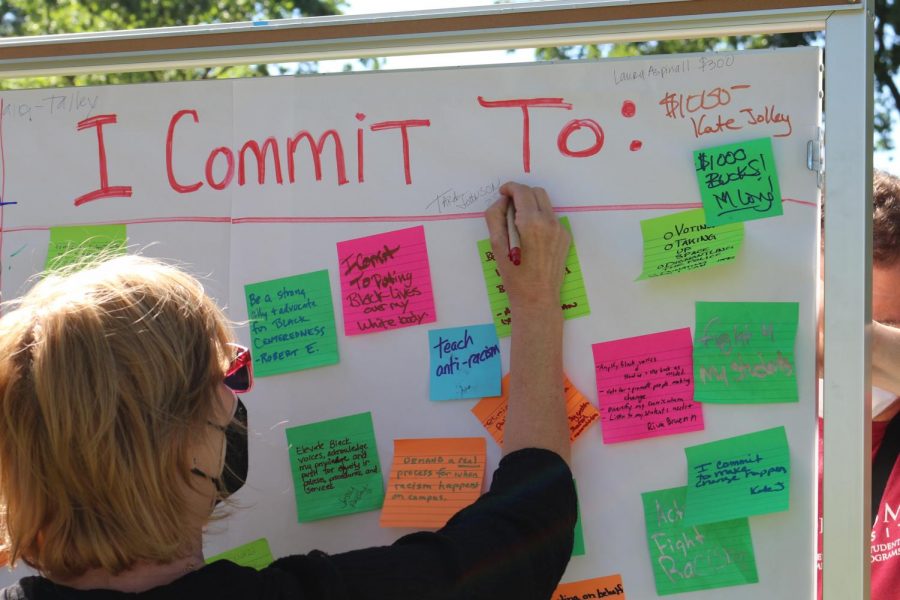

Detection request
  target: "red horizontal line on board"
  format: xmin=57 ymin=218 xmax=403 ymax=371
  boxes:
xmin=0 ymin=199 xmax=814 ymax=232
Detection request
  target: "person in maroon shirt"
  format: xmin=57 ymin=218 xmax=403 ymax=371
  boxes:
xmin=819 ymin=170 xmax=900 ymax=598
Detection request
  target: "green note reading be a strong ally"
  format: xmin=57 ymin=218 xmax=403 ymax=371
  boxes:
xmin=637 ymin=209 xmax=743 ymax=280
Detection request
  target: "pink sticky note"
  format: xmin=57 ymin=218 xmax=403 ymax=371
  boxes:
xmin=592 ymin=327 xmax=703 ymax=443
xmin=337 ymin=226 xmax=437 ymax=335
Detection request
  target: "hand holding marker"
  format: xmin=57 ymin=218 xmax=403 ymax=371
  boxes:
xmin=507 ymin=202 xmax=522 ymax=266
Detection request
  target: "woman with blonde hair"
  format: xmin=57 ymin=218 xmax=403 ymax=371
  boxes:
xmin=0 ymin=183 xmax=576 ymax=599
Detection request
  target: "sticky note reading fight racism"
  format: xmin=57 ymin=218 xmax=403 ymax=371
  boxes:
xmin=45 ymin=224 xmax=127 ymax=271
xmin=592 ymin=328 xmax=703 ymax=444
xmin=286 ymin=412 xmax=383 ymax=522
xmin=642 ymin=486 xmax=758 ymax=595
xmin=337 ymin=225 xmax=436 ymax=335
xmin=245 ymin=270 xmax=339 ymax=377
xmin=428 ymin=324 xmax=501 ymax=401
xmin=205 ymin=538 xmax=274 ymax=570
xmin=637 ymin=209 xmax=744 ymax=280
xmin=478 ymin=216 xmax=590 ymax=337
xmin=694 ymin=137 xmax=782 ymax=226
xmin=693 ymin=301 xmax=799 ymax=403
xmin=684 ymin=426 xmax=790 ymax=525
xmin=471 ymin=373 xmax=599 ymax=446
xmin=381 ymin=437 xmax=486 ymax=529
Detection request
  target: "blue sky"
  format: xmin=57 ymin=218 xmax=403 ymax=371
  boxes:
xmin=321 ymin=0 xmax=898 ymax=173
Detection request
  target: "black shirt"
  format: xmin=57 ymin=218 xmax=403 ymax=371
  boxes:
xmin=2 ymin=448 xmax=576 ymax=600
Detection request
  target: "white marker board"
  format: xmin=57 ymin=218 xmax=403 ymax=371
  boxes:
xmin=0 ymin=48 xmax=821 ymax=598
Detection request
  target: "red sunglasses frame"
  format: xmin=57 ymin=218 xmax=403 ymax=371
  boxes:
xmin=224 ymin=344 xmax=253 ymax=394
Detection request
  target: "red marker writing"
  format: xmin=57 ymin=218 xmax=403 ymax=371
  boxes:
xmin=507 ymin=204 xmax=521 ymax=266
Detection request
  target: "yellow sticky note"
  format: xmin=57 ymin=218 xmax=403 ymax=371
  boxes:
xmin=380 ymin=438 xmax=486 ymax=529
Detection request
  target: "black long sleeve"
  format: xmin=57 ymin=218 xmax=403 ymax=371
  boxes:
xmin=5 ymin=448 xmax=576 ymax=600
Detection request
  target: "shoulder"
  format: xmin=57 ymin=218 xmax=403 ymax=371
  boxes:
xmin=0 ymin=580 xmax=30 ymax=600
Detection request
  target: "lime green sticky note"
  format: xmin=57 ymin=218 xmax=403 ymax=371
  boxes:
xmin=642 ymin=486 xmax=758 ymax=595
xmin=693 ymin=301 xmax=798 ymax=403
xmin=285 ymin=412 xmax=384 ymax=522
xmin=478 ymin=216 xmax=590 ymax=338
xmin=206 ymin=538 xmax=274 ymax=570
xmin=245 ymin=270 xmax=339 ymax=377
xmin=694 ymin=137 xmax=782 ymax=226
xmin=572 ymin=481 xmax=585 ymax=557
xmin=637 ymin=209 xmax=743 ymax=280
xmin=684 ymin=426 xmax=790 ymax=525
xmin=45 ymin=224 xmax=126 ymax=271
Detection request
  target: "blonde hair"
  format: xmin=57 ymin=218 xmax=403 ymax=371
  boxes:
xmin=0 ymin=255 xmax=234 ymax=579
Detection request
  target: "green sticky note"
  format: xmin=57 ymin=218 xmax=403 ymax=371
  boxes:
xmin=642 ymin=486 xmax=758 ymax=595
xmin=45 ymin=224 xmax=127 ymax=271
xmin=206 ymin=538 xmax=274 ymax=570
xmin=684 ymin=426 xmax=790 ymax=525
xmin=694 ymin=137 xmax=782 ymax=226
xmin=637 ymin=209 xmax=743 ymax=280
xmin=285 ymin=412 xmax=384 ymax=522
xmin=572 ymin=481 xmax=585 ymax=557
xmin=693 ymin=301 xmax=798 ymax=403
xmin=478 ymin=216 xmax=590 ymax=337
xmin=245 ymin=270 xmax=339 ymax=377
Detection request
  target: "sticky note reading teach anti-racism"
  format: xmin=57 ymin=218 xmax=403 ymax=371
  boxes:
xmin=45 ymin=224 xmax=127 ymax=271
xmin=428 ymin=324 xmax=501 ymax=401
xmin=471 ymin=373 xmax=599 ymax=446
xmin=205 ymin=538 xmax=274 ymax=570
xmin=244 ymin=270 xmax=339 ymax=377
xmin=642 ymin=486 xmax=758 ymax=595
xmin=592 ymin=328 xmax=703 ymax=444
xmin=637 ymin=209 xmax=743 ymax=280
xmin=684 ymin=426 xmax=790 ymax=525
xmin=337 ymin=225 xmax=436 ymax=335
xmin=552 ymin=575 xmax=625 ymax=599
xmin=380 ymin=437 xmax=486 ymax=529
xmin=693 ymin=301 xmax=798 ymax=403
xmin=285 ymin=412 xmax=383 ymax=522
xmin=694 ymin=137 xmax=782 ymax=226
xmin=478 ymin=216 xmax=589 ymax=337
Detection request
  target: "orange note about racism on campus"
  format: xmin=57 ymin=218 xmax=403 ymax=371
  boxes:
xmin=380 ymin=437 xmax=486 ymax=529
xmin=552 ymin=574 xmax=626 ymax=599
xmin=471 ymin=373 xmax=599 ymax=446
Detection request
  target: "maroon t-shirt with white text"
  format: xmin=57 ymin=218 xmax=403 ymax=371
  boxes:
xmin=818 ymin=417 xmax=900 ymax=599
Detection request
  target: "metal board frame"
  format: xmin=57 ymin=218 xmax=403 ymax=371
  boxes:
xmin=0 ymin=2 xmax=872 ymax=598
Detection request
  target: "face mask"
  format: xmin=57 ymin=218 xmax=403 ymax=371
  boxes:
xmin=192 ymin=397 xmax=249 ymax=501
xmin=873 ymin=386 xmax=899 ymax=418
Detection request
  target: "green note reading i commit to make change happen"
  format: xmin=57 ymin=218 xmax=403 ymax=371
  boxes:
xmin=684 ymin=426 xmax=790 ymax=525
xmin=638 ymin=209 xmax=744 ymax=280
xmin=478 ymin=216 xmax=589 ymax=337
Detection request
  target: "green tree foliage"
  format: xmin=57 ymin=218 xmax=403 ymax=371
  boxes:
xmin=538 ymin=6 xmax=899 ymax=151
xmin=0 ymin=0 xmax=346 ymax=88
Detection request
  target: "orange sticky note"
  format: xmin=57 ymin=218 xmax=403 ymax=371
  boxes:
xmin=553 ymin=575 xmax=626 ymax=599
xmin=471 ymin=373 xmax=599 ymax=446
xmin=380 ymin=437 xmax=486 ymax=529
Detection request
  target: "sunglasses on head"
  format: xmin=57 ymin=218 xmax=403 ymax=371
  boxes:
xmin=224 ymin=344 xmax=253 ymax=394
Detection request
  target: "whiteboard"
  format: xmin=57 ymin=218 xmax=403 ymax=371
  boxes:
xmin=0 ymin=48 xmax=821 ymax=598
